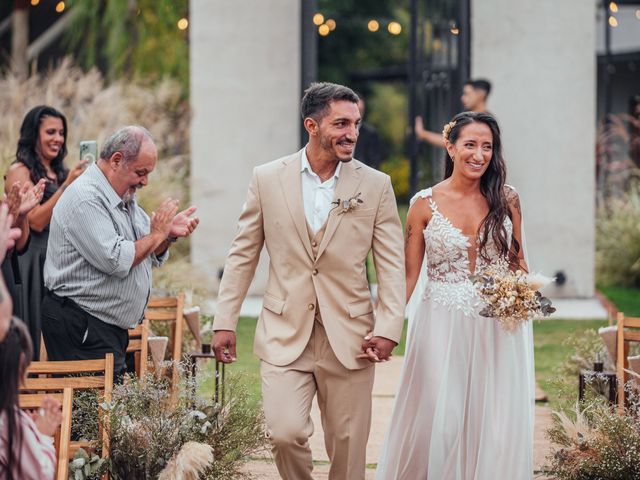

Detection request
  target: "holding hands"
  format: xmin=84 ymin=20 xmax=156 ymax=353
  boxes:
xmin=357 ymin=332 xmax=397 ymax=363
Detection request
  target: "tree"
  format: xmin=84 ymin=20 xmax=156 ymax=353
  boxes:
xmin=11 ymin=0 xmax=29 ymax=79
xmin=65 ymin=0 xmax=189 ymax=89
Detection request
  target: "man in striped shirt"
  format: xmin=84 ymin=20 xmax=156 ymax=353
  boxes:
xmin=41 ymin=126 xmax=198 ymax=374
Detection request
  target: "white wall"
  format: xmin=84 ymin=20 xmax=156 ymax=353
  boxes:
xmin=472 ymin=0 xmax=597 ymax=297
xmin=190 ymin=0 xmax=301 ymax=296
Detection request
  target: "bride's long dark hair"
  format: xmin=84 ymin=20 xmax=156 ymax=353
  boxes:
xmin=443 ymin=111 xmax=519 ymax=264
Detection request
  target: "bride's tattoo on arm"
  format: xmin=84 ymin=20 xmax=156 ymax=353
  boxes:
xmin=405 ymin=224 xmax=413 ymax=248
xmin=506 ymin=189 xmax=522 ymax=219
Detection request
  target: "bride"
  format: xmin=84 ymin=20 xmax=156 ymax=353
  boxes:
xmin=376 ymin=111 xmax=534 ymax=479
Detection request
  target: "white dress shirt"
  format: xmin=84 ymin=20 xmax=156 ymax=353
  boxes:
xmin=301 ymin=148 xmax=342 ymax=233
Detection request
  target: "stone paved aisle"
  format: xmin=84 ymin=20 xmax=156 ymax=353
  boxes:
xmin=242 ymin=356 xmax=555 ymax=479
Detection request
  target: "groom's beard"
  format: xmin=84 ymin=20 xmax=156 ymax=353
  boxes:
xmin=320 ymin=133 xmax=356 ymax=162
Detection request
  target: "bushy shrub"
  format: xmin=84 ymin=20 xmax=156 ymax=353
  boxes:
xmin=596 ymin=189 xmax=640 ymax=287
xmin=546 ymin=402 xmax=640 ymax=479
xmin=99 ymin=370 xmax=265 ymax=479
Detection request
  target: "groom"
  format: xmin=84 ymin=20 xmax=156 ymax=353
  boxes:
xmin=213 ymin=82 xmax=405 ymax=480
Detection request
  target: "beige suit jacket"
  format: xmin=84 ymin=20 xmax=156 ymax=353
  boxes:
xmin=213 ymin=149 xmax=406 ymax=370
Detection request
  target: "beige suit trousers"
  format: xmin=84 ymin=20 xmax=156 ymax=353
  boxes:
xmin=261 ymin=320 xmax=375 ymax=480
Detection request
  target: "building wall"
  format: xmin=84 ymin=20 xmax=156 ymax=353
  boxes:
xmin=190 ymin=0 xmax=301 ymax=295
xmin=471 ymin=0 xmax=597 ymax=297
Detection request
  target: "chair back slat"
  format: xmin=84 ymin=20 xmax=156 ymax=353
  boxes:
xmin=23 ymin=376 xmax=107 ymax=390
xmin=144 ymin=294 xmax=185 ymax=402
xmin=19 ymin=392 xmax=65 ymax=408
xmin=127 ymin=318 xmax=149 ymax=377
xmin=623 ymin=316 xmax=640 ymax=329
xmin=147 ymin=297 xmax=179 ymax=308
xmin=617 ymin=312 xmax=640 ymax=412
xmin=27 ymin=358 xmax=109 ymax=375
xmin=145 ymin=311 xmax=179 ymax=321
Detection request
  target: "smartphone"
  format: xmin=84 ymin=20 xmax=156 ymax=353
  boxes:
xmin=79 ymin=140 xmax=98 ymax=164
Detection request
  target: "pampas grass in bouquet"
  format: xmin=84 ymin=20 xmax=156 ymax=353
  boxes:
xmin=470 ymin=260 xmax=556 ymax=331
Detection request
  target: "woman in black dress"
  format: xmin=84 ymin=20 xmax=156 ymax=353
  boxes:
xmin=4 ymin=106 xmax=87 ymax=358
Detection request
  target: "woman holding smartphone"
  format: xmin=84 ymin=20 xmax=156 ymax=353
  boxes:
xmin=4 ymin=106 xmax=87 ymax=358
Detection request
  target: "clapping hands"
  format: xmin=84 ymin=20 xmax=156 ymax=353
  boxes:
xmin=5 ymin=179 xmax=46 ymax=222
xmin=170 ymin=205 xmax=199 ymax=238
xmin=151 ymin=199 xmax=199 ymax=242
xmin=0 ymin=203 xmax=22 ymax=262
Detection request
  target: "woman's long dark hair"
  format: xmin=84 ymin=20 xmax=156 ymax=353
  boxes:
xmin=0 ymin=318 xmax=33 ymax=480
xmin=443 ymin=111 xmax=520 ymax=264
xmin=15 ymin=105 xmax=69 ymax=185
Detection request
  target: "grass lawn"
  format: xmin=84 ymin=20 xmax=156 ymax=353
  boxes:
xmin=598 ymin=285 xmax=640 ymax=316
xmin=533 ymin=319 xmax=607 ymax=406
xmin=203 ymin=317 xmax=606 ymax=409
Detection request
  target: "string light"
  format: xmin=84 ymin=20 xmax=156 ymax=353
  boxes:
xmin=609 ymin=2 xmax=618 ymax=12
xmin=177 ymin=18 xmax=189 ymax=30
xmin=388 ymin=21 xmax=402 ymax=35
xmin=367 ymin=20 xmax=380 ymax=32
xmin=608 ymin=15 xmax=618 ymax=27
xmin=30 ymin=0 xmax=40 ymax=6
xmin=318 ymin=24 xmax=330 ymax=36
xmin=326 ymin=19 xmax=336 ymax=31
xmin=450 ymin=27 xmax=459 ymax=35
xmin=55 ymin=1 xmax=65 ymax=13
xmin=313 ymin=13 xmax=324 ymax=26
xmin=636 ymin=9 xmax=640 ymax=20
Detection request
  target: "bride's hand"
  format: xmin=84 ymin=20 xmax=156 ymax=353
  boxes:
xmin=357 ymin=332 xmax=395 ymax=362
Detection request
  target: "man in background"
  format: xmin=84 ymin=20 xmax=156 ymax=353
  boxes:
xmin=354 ymin=93 xmax=382 ymax=170
xmin=415 ymin=78 xmax=492 ymax=148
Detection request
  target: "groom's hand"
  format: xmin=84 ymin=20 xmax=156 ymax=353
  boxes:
xmin=213 ymin=330 xmax=237 ymax=363
xmin=356 ymin=334 xmax=397 ymax=363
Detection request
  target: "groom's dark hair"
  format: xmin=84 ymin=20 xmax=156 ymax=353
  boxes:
xmin=301 ymin=82 xmax=359 ymax=123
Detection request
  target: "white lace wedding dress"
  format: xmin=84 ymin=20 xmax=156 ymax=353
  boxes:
xmin=376 ymin=187 xmax=534 ymax=480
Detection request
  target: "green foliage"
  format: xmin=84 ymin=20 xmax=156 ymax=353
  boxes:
xmin=381 ymin=155 xmax=410 ymax=202
xmin=68 ymin=448 xmax=106 ymax=480
xmin=100 ymin=371 xmax=265 ymax=479
xmin=596 ymin=189 xmax=640 ymax=287
xmin=65 ymin=0 xmax=189 ymax=89
xmin=317 ymin=1 xmax=408 ymax=85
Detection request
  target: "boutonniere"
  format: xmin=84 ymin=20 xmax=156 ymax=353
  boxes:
xmin=331 ymin=192 xmax=363 ymax=215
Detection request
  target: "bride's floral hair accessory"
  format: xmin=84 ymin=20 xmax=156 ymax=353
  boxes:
xmin=442 ymin=121 xmax=456 ymax=142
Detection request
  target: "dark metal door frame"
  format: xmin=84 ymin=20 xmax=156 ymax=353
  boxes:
xmin=408 ymin=0 xmax=471 ymax=194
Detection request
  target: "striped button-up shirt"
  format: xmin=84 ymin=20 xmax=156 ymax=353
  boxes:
xmin=44 ymin=163 xmax=167 ymax=329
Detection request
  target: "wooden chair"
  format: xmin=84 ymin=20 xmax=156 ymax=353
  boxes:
xmin=21 ymin=354 xmax=115 ymax=461
xmin=127 ymin=318 xmax=150 ymax=377
xmin=19 ymin=387 xmax=73 ymax=480
xmin=616 ymin=312 xmax=640 ymax=412
xmin=145 ymin=294 xmax=186 ymax=393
